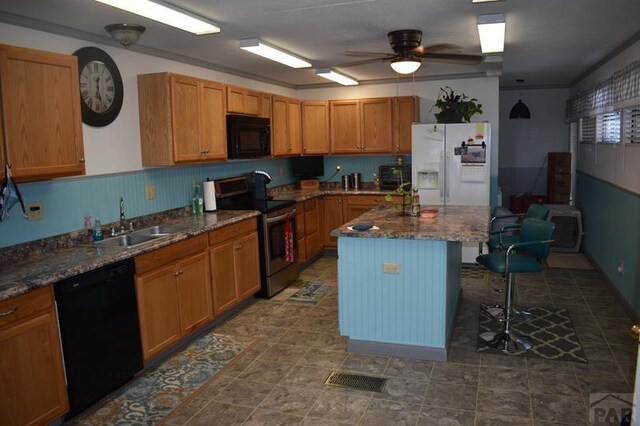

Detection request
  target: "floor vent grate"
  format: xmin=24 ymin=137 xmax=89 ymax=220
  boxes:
xmin=323 ymin=371 xmax=387 ymax=392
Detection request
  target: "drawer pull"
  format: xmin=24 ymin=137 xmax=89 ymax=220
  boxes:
xmin=0 ymin=307 xmax=17 ymax=316
xmin=235 ymin=244 xmax=242 ymax=250
xmin=174 ymin=270 xmax=184 ymax=276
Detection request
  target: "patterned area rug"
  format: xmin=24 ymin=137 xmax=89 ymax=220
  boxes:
xmin=271 ymin=280 xmax=332 ymax=303
xmin=461 ymin=265 xmax=486 ymax=280
xmin=477 ymin=304 xmax=587 ymax=363
xmin=69 ymin=332 xmax=254 ymax=425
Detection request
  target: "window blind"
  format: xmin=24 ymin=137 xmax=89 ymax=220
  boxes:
xmin=579 ymin=116 xmax=596 ymax=143
xmin=596 ymin=111 xmax=621 ymax=143
xmin=623 ymin=108 xmax=640 ymax=143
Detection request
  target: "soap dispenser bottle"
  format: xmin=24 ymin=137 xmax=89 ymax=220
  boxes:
xmin=192 ymin=184 xmax=204 ymax=215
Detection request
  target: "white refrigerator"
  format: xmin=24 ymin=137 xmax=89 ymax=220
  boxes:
xmin=412 ymin=123 xmax=491 ymax=263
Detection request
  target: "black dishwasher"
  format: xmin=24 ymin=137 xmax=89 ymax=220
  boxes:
xmin=54 ymin=258 xmax=143 ymax=419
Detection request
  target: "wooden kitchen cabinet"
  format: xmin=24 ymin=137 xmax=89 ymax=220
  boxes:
xmin=0 ymin=286 xmax=69 ymax=425
xmin=296 ymin=202 xmax=307 ymax=263
xmin=271 ymin=95 xmax=302 ymax=157
xmin=322 ymin=195 xmax=344 ymax=248
xmin=304 ymin=198 xmax=323 ymax=259
xmin=301 ymin=101 xmax=330 ymax=155
xmin=260 ymin=93 xmax=272 ymax=119
xmin=135 ymin=234 xmax=212 ymax=360
xmin=0 ymin=44 xmax=85 ymax=181
xmin=330 ymin=99 xmax=361 ymax=153
xmin=344 ymin=194 xmax=400 ymax=222
xmin=361 ymin=98 xmax=393 ymax=153
xmin=138 ymin=73 xmax=226 ymax=165
xmin=209 ymin=218 xmax=260 ymax=315
xmin=226 ymin=85 xmax=261 ymax=116
xmin=393 ymin=96 xmax=419 ymax=153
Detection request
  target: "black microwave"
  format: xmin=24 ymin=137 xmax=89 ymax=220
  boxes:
xmin=379 ymin=164 xmax=411 ymax=190
xmin=227 ymin=115 xmax=270 ymax=159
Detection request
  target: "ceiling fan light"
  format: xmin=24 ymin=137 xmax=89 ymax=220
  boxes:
xmin=477 ymin=13 xmax=505 ymax=53
xmin=105 ymin=23 xmax=146 ymax=47
xmin=390 ymin=58 xmax=421 ymax=74
xmin=316 ymin=68 xmax=358 ymax=86
xmin=509 ymin=99 xmax=531 ymax=119
xmin=240 ymin=38 xmax=311 ymax=68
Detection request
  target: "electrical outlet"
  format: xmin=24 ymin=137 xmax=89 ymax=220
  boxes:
xmin=383 ymin=263 xmax=400 ymax=274
xmin=145 ymin=184 xmax=156 ymax=200
xmin=26 ymin=201 xmax=43 ymax=221
xmin=617 ymin=261 xmax=625 ymax=275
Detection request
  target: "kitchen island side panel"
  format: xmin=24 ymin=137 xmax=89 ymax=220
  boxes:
xmin=337 ymin=237 xmax=450 ymax=348
xmin=445 ymin=241 xmax=462 ymax=344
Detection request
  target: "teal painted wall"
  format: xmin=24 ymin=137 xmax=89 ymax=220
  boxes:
xmin=576 ymin=172 xmax=640 ymax=313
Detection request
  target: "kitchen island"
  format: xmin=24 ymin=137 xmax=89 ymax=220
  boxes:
xmin=331 ymin=205 xmax=490 ymax=362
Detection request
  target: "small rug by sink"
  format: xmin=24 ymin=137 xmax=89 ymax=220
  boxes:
xmin=272 ymin=280 xmax=332 ymax=303
xmin=477 ymin=304 xmax=587 ymax=363
xmin=546 ymin=252 xmax=593 ymax=270
xmin=68 ymin=332 xmax=255 ymax=425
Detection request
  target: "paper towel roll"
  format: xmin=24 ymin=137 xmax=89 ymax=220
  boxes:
xmin=203 ymin=180 xmax=217 ymax=212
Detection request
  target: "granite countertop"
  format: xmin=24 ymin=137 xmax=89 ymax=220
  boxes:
xmin=271 ymin=187 xmax=397 ymax=202
xmin=331 ymin=205 xmax=491 ymax=242
xmin=0 ymin=210 xmax=259 ymax=302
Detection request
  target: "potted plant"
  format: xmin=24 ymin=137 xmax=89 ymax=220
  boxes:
xmin=384 ymin=168 xmax=414 ymax=215
xmin=433 ymin=86 xmax=483 ymax=123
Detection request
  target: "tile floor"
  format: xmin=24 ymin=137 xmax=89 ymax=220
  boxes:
xmin=162 ymin=256 xmax=637 ymax=426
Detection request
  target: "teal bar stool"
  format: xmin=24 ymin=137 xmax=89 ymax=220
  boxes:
xmin=476 ymin=217 xmax=555 ymax=353
xmin=488 ymin=204 xmax=550 ymax=252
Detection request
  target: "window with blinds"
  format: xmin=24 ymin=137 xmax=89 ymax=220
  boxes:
xmin=623 ymin=108 xmax=640 ymax=144
xmin=579 ymin=116 xmax=596 ymax=143
xmin=596 ymin=111 xmax=621 ymax=143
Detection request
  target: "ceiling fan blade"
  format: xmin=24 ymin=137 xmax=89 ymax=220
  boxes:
xmin=345 ymin=51 xmax=395 ymax=57
xmin=418 ymin=52 xmax=483 ymax=65
xmin=337 ymin=57 xmax=394 ymax=68
xmin=413 ymin=43 xmax=462 ymax=54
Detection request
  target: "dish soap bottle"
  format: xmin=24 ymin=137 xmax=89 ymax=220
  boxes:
xmin=92 ymin=219 xmax=104 ymax=241
xmin=192 ymin=184 xmax=204 ymax=215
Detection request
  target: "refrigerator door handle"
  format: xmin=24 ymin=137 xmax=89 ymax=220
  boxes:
xmin=439 ymin=150 xmax=445 ymax=201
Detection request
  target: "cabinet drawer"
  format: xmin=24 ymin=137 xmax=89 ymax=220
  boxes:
xmin=296 ymin=202 xmax=305 ymax=236
xmin=208 ymin=218 xmax=257 ymax=246
xmin=0 ymin=286 xmax=53 ymax=330
xmin=135 ymin=234 xmax=208 ymax=275
xmin=347 ymin=195 xmax=388 ymax=205
xmin=304 ymin=199 xmax=318 ymax=234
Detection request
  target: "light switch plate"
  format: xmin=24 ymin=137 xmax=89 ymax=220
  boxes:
xmin=26 ymin=201 xmax=43 ymax=221
xmin=145 ymin=184 xmax=156 ymax=200
xmin=383 ymin=263 xmax=400 ymax=274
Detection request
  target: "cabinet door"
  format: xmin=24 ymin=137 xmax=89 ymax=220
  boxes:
xmin=361 ymin=98 xmax=393 ymax=153
xmin=201 ymin=81 xmax=227 ymax=160
xmin=136 ymin=265 xmax=182 ymax=360
xmin=304 ymin=198 xmax=321 ymax=258
xmin=288 ymin=99 xmax=302 ymax=155
xmin=226 ymin=86 xmax=245 ymax=114
xmin=296 ymin=202 xmax=306 ymax=263
xmin=171 ymin=76 xmax=201 ymax=162
xmin=271 ymin=96 xmax=289 ymax=156
xmin=330 ymin=100 xmax=360 ymax=153
xmin=301 ymin=101 xmax=330 ymax=155
xmin=235 ymin=232 xmax=261 ymax=300
xmin=1 ymin=46 xmax=84 ymax=181
xmin=393 ymin=96 xmax=418 ymax=153
xmin=209 ymin=241 xmax=239 ymax=315
xmin=0 ymin=311 xmax=69 ymax=426
xmin=260 ymin=93 xmax=272 ymax=119
xmin=176 ymin=252 xmax=212 ymax=336
xmin=245 ymin=90 xmax=262 ymax=116
xmin=322 ymin=195 xmax=344 ymax=248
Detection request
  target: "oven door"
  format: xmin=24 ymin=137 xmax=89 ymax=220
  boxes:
xmin=262 ymin=208 xmax=298 ymax=276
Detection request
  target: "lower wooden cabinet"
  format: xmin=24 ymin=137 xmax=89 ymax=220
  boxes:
xmin=0 ymin=286 xmax=69 ymax=425
xmin=322 ymin=195 xmax=344 ymax=248
xmin=296 ymin=202 xmax=306 ymax=263
xmin=344 ymin=194 xmax=398 ymax=222
xmin=135 ymin=235 xmax=212 ymax=361
xmin=209 ymin=218 xmax=260 ymax=316
xmin=304 ymin=198 xmax=323 ymax=259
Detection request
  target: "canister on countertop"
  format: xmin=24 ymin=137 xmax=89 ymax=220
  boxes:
xmin=342 ymin=175 xmax=350 ymax=190
xmin=350 ymin=173 xmax=361 ymax=191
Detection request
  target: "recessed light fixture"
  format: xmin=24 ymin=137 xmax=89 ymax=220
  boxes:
xmin=316 ymin=68 xmax=358 ymax=86
xmin=472 ymin=0 xmax=504 ymax=3
xmin=94 ymin=0 xmax=220 ymax=35
xmin=390 ymin=57 xmax=421 ymax=74
xmin=477 ymin=13 xmax=505 ymax=53
xmin=240 ymin=38 xmax=311 ymax=69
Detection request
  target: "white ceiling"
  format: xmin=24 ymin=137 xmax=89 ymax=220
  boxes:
xmin=1 ymin=0 xmax=639 ymax=89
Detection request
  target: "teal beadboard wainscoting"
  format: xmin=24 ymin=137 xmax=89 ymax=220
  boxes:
xmin=337 ymin=237 xmax=461 ymax=361
xmin=576 ymin=172 xmax=640 ymax=314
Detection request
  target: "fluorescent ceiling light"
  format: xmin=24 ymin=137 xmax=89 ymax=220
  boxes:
xmin=477 ymin=13 xmax=505 ymax=53
xmin=240 ymin=38 xmax=311 ymax=68
xmin=472 ymin=0 xmax=504 ymax=3
xmin=94 ymin=0 xmax=220 ymax=35
xmin=316 ymin=68 xmax=358 ymax=86
xmin=390 ymin=58 xmax=421 ymax=74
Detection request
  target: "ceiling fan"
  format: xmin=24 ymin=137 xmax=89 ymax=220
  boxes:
xmin=340 ymin=29 xmax=483 ymax=74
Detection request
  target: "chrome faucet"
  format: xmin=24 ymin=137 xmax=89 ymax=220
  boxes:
xmin=119 ymin=196 xmax=128 ymax=233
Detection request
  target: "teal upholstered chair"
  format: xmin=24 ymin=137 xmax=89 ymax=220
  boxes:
xmin=488 ymin=204 xmax=550 ymax=252
xmin=476 ymin=217 xmax=555 ymax=352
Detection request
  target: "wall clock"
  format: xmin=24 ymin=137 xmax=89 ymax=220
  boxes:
xmin=73 ymin=47 xmax=124 ymax=127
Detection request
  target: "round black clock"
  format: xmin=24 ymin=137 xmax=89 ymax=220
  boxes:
xmin=73 ymin=47 xmax=124 ymax=127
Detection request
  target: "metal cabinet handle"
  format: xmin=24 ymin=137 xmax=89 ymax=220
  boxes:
xmin=632 ymin=325 xmax=640 ymax=341
xmin=0 ymin=307 xmax=17 ymax=316
xmin=174 ymin=270 xmax=183 ymax=276
xmin=78 ymin=157 xmax=85 ymax=163
xmin=235 ymin=244 xmax=242 ymax=250
xmin=233 ymin=227 xmax=240 ymax=232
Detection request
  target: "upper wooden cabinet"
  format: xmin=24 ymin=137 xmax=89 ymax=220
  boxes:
xmin=330 ymin=100 xmax=361 ymax=153
xmin=301 ymin=101 xmax=330 ymax=155
xmin=138 ymin=73 xmax=226 ymax=165
xmin=226 ymin=85 xmax=261 ymax=116
xmin=393 ymin=96 xmax=419 ymax=153
xmin=271 ymin=95 xmax=302 ymax=157
xmin=0 ymin=44 xmax=85 ymax=181
xmin=361 ymin=98 xmax=393 ymax=153
xmin=260 ymin=93 xmax=272 ymax=119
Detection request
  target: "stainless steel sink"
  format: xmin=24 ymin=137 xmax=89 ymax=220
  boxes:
xmin=93 ymin=224 xmax=192 ymax=248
